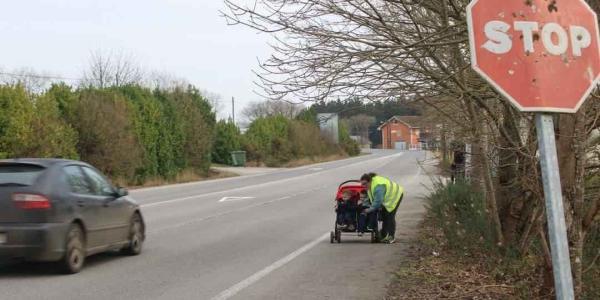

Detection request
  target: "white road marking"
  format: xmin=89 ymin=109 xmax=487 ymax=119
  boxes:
xmin=141 ymin=152 xmax=404 ymax=209
xmin=133 ymin=152 xmax=374 ymax=193
xmin=218 ymin=196 xmax=255 ymax=203
xmin=309 ymin=167 xmax=323 ymax=171
xmin=209 ymin=232 xmax=330 ymax=300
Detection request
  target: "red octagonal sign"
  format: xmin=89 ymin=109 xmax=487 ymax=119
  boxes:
xmin=467 ymin=0 xmax=600 ymax=113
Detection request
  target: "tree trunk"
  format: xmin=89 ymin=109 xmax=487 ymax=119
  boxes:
xmin=465 ymin=99 xmax=505 ymax=246
xmin=570 ymin=112 xmax=587 ymax=297
xmin=497 ymin=103 xmax=524 ymax=245
xmin=441 ymin=123 xmax=449 ymax=164
xmin=539 ymin=225 xmax=556 ymax=298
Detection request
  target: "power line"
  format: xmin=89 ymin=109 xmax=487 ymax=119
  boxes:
xmin=0 ymin=71 xmax=80 ymax=82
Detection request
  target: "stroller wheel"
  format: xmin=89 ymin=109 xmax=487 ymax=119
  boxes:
xmin=330 ymin=232 xmax=335 ymax=244
xmin=336 ymin=230 xmax=341 ymax=243
xmin=371 ymin=231 xmax=377 ymax=243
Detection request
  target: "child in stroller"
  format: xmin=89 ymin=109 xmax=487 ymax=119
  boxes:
xmin=336 ymin=190 xmax=358 ymax=231
xmin=357 ymin=190 xmax=378 ymax=236
xmin=331 ymin=180 xmax=379 ymax=243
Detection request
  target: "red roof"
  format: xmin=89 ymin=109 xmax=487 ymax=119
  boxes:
xmin=377 ymin=116 xmax=422 ymax=130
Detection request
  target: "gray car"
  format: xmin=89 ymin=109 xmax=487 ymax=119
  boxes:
xmin=0 ymin=159 xmax=145 ymax=274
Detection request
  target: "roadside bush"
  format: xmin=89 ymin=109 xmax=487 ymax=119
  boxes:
xmin=116 ymin=85 xmax=215 ymax=182
xmin=46 ymin=83 xmax=78 ymax=120
xmin=426 ymin=180 xmax=495 ymax=251
xmin=243 ymin=113 xmax=363 ymax=166
xmin=0 ymin=84 xmax=78 ymax=159
xmin=295 ymin=107 xmax=318 ymax=124
xmin=30 ymin=92 xmax=79 ymax=159
xmin=212 ymin=120 xmax=242 ymax=165
xmin=244 ymin=115 xmax=291 ymax=165
xmin=339 ymin=121 xmax=360 ymax=156
xmin=165 ymin=86 xmax=215 ymax=172
xmin=289 ymin=120 xmax=338 ymax=158
xmin=119 ymin=85 xmax=173 ymax=180
xmin=0 ymin=85 xmax=35 ymax=158
xmin=71 ymin=89 xmax=142 ymax=179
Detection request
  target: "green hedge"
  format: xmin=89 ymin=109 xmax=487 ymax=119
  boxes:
xmin=243 ymin=115 xmax=357 ymax=166
xmin=212 ymin=120 xmax=242 ymax=165
xmin=0 ymin=83 xmax=360 ymax=182
xmin=0 ymin=83 xmax=216 ymax=185
xmin=0 ymin=85 xmax=78 ymax=159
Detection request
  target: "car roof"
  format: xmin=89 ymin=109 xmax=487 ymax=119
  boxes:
xmin=0 ymin=158 xmax=86 ymax=168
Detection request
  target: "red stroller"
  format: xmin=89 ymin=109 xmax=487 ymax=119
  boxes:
xmin=330 ymin=180 xmax=379 ymax=243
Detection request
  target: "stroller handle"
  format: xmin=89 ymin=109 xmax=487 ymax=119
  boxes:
xmin=338 ymin=180 xmax=362 ymax=189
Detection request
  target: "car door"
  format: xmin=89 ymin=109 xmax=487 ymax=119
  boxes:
xmin=62 ymin=165 xmax=105 ymax=250
xmin=81 ymin=167 xmax=130 ymax=244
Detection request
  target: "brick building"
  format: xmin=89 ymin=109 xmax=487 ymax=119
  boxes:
xmin=378 ymin=116 xmax=423 ymax=150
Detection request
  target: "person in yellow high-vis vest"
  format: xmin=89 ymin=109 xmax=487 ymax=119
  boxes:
xmin=360 ymin=173 xmax=404 ymax=244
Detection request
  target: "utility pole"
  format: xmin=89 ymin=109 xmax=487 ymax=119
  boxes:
xmin=232 ymin=97 xmax=235 ymax=124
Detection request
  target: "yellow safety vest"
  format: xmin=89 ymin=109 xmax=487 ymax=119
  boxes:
xmin=367 ymin=176 xmax=404 ymax=212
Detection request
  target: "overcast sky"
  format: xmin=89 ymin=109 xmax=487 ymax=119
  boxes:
xmin=0 ymin=0 xmax=271 ymax=120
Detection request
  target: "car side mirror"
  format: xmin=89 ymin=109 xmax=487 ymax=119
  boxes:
xmin=115 ymin=187 xmax=129 ymax=197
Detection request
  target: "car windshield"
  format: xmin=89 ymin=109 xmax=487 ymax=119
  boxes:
xmin=0 ymin=164 xmax=46 ymax=186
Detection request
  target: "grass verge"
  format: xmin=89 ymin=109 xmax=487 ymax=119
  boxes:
xmin=386 ymin=180 xmax=549 ymax=299
xmin=121 ymin=168 xmax=238 ymax=189
xmin=243 ymin=153 xmax=361 ymax=168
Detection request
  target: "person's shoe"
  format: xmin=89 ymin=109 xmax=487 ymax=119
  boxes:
xmin=337 ymin=223 xmax=347 ymax=229
xmin=357 ymin=232 xmax=364 ymax=237
xmin=347 ymin=224 xmax=356 ymax=231
xmin=385 ymin=238 xmax=396 ymax=244
xmin=380 ymin=235 xmax=391 ymax=243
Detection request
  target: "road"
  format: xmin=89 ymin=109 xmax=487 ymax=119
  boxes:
xmin=0 ymin=150 xmax=433 ymax=300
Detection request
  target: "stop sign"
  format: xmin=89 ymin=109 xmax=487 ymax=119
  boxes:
xmin=467 ymin=0 xmax=600 ymax=113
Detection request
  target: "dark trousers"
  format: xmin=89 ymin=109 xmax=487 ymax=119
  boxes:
xmin=358 ymin=210 xmax=378 ymax=233
xmin=336 ymin=202 xmax=357 ymax=225
xmin=380 ymin=195 xmax=402 ymax=239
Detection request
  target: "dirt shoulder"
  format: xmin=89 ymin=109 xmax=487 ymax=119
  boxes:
xmin=385 ymin=219 xmax=548 ymax=300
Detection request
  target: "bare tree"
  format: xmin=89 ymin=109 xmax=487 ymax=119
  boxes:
xmin=223 ymin=0 xmax=600 ymax=295
xmin=82 ymin=50 xmax=144 ymax=88
xmin=112 ymin=51 xmax=144 ymax=87
xmin=242 ymin=100 xmax=304 ymax=122
xmin=346 ymin=114 xmax=375 ymax=141
xmin=145 ymin=70 xmax=190 ymax=90
xmin=242 ymin=101 xmax=269 ymax=121
xmin=201 ymin=89 xmax=224 ymax=114
xmin=0 ymin=67 xmax=61 ymax=94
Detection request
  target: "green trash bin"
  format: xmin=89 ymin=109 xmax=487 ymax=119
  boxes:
xmin=230 ymin=151 xmax=247 ymax=167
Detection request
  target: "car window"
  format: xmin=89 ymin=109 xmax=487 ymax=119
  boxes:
xmin=63 ymin=166 xmax=94 ymax=194
xmin=0 ymin=164 xmax=45 ymax=186
xmin=82 ymin=167 xmax=114 ymax=196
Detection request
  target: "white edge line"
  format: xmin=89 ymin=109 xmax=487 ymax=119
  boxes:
xmin=141 ymin=152 xmax=404 ymax=208
xmin=209 ymin=232 xmax=330 ymax=300
xmin=132 ymin=151 xmax=375 ymax=193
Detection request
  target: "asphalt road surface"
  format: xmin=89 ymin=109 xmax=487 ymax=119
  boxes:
xmin=0 ymin=150 xmax=433 ymax=300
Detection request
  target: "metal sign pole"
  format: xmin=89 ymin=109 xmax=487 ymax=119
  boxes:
xmin=535 ymin=113 xmax=575 ymax=300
